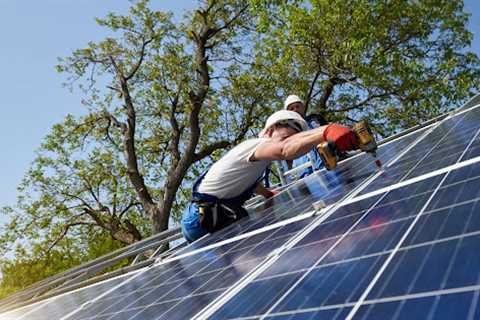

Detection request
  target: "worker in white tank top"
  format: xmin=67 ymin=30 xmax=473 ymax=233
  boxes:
xmin=181 ymin=110 xmax=360 ymax=243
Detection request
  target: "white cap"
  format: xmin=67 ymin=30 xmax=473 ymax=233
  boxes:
xmin=263 ymin=110 xmax=308 ymax=132
xmin=284 ymin=95 xmax=304 ymax=109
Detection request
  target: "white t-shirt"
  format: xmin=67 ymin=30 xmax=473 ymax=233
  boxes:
xmin=198 ymin=138 xmax=271 ymax=199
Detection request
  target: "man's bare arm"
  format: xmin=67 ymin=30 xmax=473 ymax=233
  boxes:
xmin=252 ymin=127 xmax=326 ymax=161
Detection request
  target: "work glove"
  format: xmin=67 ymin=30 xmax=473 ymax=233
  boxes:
xmin=323 ymin=124 xmax=359 ymax=152
xmin=266 ymin=189 xmax=279 ymax=199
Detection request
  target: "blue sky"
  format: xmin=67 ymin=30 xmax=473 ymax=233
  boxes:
xmin=0 ymin=1 xmax=196 ymax=214
xmin=0 ymin=0 xmax=479 ymax=214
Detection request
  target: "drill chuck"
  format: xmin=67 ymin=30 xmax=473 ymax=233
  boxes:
xmin=353 ymin=121 xmax=378 ymax=154
xmin=316 ymin=141 xmax=338 ymax=170
xmin=354 ymin=121 xmax=382 ymax=169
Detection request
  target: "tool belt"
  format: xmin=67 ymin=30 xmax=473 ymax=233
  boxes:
xmin=195 ymin=200 xmax=248 ymax=233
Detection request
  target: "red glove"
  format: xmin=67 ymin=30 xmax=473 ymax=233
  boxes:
xmin=323 ymin=124 xmax=359 ymax=152
xmin=266 ymin=189 xmax=280 ymax=199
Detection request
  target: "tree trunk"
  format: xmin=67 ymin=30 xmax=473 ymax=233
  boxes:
xmin=105 ymin=217 xmax=142 ymax=245
xmin=153 ymin=168 xmax=189 ymax=234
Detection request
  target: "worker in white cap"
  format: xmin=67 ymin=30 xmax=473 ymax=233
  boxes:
xmin=283 ymin=94 xmax=328 ymax=178
xmin=181 ymin=110 xmax=358 ymax=242
xmin=284 ymin=94 xmax=307 ymax=117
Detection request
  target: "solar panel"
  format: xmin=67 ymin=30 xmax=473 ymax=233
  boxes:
xmin=2 ymin=99 xmax=480 ymax=320
xmin=207 ymin=176 xmax=443 ymax=319
xmin=0 ymin=274 xmax=138 ymax=320
xmin=360 ymin=106 xmax=480 ymax=195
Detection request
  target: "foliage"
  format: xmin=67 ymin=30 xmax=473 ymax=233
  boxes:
xmin=251 ymin=0 xmax=480 ymax=135
xmin=0 ymin=232 xmax=123 ymax=300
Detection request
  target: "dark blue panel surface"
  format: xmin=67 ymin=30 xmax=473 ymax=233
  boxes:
xmin=209 ymin=173 xmax=447 ymax=320
xmin=364 ymin=163 xmax=480 ymax=305
xmin=358 ymin=110 xmax=480 ymax=195
xmin=1 ymin=275 xmax=133 ymax=320
xmin=261 ymin=307 xmax=351 ymax=319
xmin=298 ymin=176 xmax=442 ymax=266
xmin=405 ymin=201 xmax=480 ymax=246
xmin=272 ymin=255 xmax=387 ymax=312
xmin=355 ymin=291 xmax=476 ymax=320
xmin=69 ymin=218 xmax=311 ymax=320
xmin=212 ymin=273 xmax=303 ymax=319
xmin=354 ymin=296 xmax=434 ymax=320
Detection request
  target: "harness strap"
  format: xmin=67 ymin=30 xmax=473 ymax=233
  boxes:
xmin=191 ymin=170 xmax=261 ymax=207
xmin=190 ymin=169 xmax=261 ymax=232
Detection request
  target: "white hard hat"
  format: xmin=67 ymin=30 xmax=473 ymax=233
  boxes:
xmin=264 ymin=110 xmax=308 ymax=133
xmin=284 ymin=95 xmax=304 ymax=109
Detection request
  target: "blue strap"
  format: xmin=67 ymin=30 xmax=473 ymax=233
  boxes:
xmin=192 ymin=171 xmax=218 ymax=203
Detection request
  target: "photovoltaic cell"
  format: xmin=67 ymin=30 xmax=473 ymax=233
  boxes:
xmin=62 ymin=219 xmax=324 ymax=320
xmin=354 ymin=291 xmax=476 ymax=320
xmin=354 ymin=164 xmax=480 ymax=318
xmin=209 ymin=175 xmax=444 ymax=319
xmin=2 ymin=102 xmax=480 ymax=320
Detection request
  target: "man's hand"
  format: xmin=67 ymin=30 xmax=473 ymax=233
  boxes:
xmin=255 ymin=183 xmax=279 ymax=199
xmin=265 ymin=189 xmax=279 ymax=199
xmin=323 ymin=124 xmax=359 ymax=152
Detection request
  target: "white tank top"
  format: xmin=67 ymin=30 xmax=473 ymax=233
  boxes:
xmin=198 ymin=138 xmax=271 ymax=199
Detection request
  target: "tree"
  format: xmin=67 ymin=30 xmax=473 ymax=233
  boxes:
xmin=251 ymin=0 xmax=480 ymax=135
xmin=1 ymin=0 xmax=274 ymax=257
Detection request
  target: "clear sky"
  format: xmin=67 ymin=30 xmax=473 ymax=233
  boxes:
xmin=0 ymin=0 xmax=479 ymax=215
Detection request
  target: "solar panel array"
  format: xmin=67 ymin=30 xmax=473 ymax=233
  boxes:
xmin=2 ymin=101 xmax=480 ymax=320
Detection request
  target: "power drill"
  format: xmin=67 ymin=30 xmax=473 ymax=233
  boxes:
xmin=317 ymin=121 xmax=382 ymax=170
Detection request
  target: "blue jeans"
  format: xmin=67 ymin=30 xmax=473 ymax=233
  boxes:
xmin=181 ymin=202 xmax=208 ymax=243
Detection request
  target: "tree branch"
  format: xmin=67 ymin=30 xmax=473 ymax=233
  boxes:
xmin=210 ymin=4 xmax=250 ymax=37
xmin=316 ymin=78 xmax=337 ymax=111
xmin=192 ymin=140 xmax=230 ymax=163
xmin=118 ymin=201 xmax=141 ymax=220
xmin=125 ymin=38 xmax=153 ymax=81
xmin=47 ymin=221 xmax=94 ymax=252
xmin=331 ymin=92 xmax=394 ymax=113
xmin=305 ymin=71 xmax=322 ymax=114
xmin=117 ymin=68 xmax=156 ymax=210
xmin=167 ymin=85 xmax=183 ymax=163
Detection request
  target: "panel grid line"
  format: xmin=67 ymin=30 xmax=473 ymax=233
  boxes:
xmin=193 ymin=111 xmax=480 ymax=320
xmin=191 ymin=134 xmax=414 ymax=319
xmin=345 ymin=125 xmax=480 ymax=319
xmin=467 ymin=290 xmax=480 ymax=319
xmin=227 ymin=285 xmax=480 ymax=320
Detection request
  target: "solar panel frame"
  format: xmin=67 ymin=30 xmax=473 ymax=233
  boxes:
xmin=2 ymin=99 xmax=480 ymax=320
xmin=197 ymin=103 xmax=480 ymax=319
